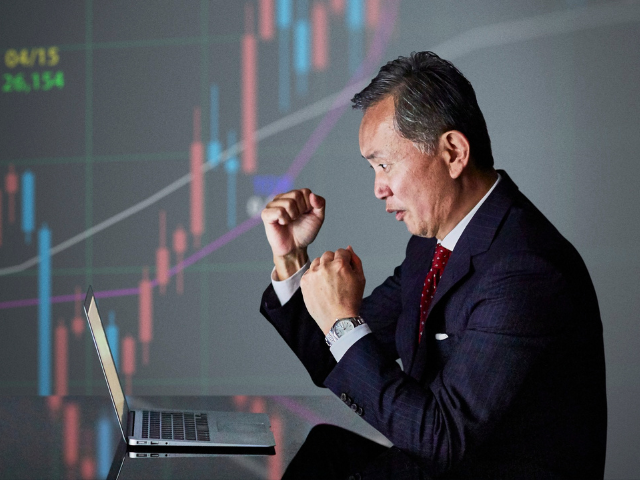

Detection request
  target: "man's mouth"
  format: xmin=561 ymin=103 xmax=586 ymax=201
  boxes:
xmin=387 ymin=209 xmax=405 ymax=221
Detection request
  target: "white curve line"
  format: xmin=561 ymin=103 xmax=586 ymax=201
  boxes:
xmin=434 ymin=0 xmax=640 ymax=60
xmin=0 ymin=84 xmax=364 ymax=277
xmin=2 ymin=0 xmax=638 ymax=277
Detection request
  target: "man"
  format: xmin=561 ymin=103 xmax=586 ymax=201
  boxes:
xmin=260 ymin=52 xmax=606 ymax=478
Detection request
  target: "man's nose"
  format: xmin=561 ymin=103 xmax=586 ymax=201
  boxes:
xmin=374 ymin=175 xmax=391 ymax=200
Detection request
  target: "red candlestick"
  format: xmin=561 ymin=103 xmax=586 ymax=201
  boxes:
xmin=63 ymin=402 xmax=79 ymax=467
xmin=138 ymin=267 xmax=153 ymax=365
xmin=172 ymin=225 xmax=187 ymax=294
xmin=242 ymin=6 xmax=258 ymax=174
xmin=5 ymin=164 xmax=18 ymax=224
xmin=251 ymin=397 xmax=266 ymax=413
xmin=233 ymin=395 xmax=248 ymax=410
xmin=330 ymin=0 xmax=345 ymax=15
xmin=122 ymin=335 xmax=136 ymax=395
xmin=312 ymin=1 xmax=329 ymax=71
xmin=80 ymin=457 xmax=95 ymax=480
xmin=366 ymin=0 xmax=380 ymax=28
xmin=190 ymin=107 xmax=204 ymax=247
xmin=55 ymin=320 xmax=68 ymax=396
xmin=259 ymin=0 xmax=274 ymax=40
xmin=156 ymin=210 xmax=170 ymax=294
xmin=46 ymin=395 xmax=63 ymax=416
xmin=71 ymin=286 xmax=84 ymax=338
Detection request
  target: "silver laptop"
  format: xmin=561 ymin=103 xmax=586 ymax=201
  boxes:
xmin=83 ymin=286 xmax=276 ymax=451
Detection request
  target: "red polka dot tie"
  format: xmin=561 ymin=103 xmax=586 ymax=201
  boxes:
xmin=418 ymin=244 xmax=451 ymax=343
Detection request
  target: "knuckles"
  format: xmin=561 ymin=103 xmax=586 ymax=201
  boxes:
xmin=262 ymin=189 xmax=316 ymax=223
xmin=320 ymin=251 xmax=335 ymax=262
xmin=290 ymin=190 xmax=304 ymax=201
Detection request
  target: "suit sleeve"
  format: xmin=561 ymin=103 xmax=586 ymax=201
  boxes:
xmin=323 ymin=250 xmax=574 ymax=477
xmin=259 ymin=246 xmax=406 ymax=387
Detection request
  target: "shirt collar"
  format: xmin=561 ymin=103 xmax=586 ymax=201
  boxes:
xmin=440 ymin=172 xmax=501 ymax=251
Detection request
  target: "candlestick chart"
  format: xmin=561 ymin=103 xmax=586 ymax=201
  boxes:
xmin=0 ymin=0 xmax=398 ymax=398
xmin=4 ymin=2 xmax=640 ymax=478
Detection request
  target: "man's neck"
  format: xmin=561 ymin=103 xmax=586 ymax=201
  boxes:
xmin=436 ymin=169 xmax=499 ymax=242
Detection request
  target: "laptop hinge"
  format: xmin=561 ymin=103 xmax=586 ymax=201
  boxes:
xmin=128 ymin=411 xmax=135 ymax=437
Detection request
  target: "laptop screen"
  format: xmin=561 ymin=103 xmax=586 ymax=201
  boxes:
xmin=84 ymin=287 xmax=129 ymax=439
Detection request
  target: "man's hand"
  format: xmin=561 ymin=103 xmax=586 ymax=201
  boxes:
xmin=261 ymin=189 xmax=325 ymax=280
xmin=300 ymin=246 xmax=366 ymax=335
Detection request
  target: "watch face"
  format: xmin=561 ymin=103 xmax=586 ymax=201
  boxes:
xmin=335 ymin=319 xmax=355 ymax=337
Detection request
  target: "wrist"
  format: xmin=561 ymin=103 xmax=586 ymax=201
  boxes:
xmin=320 ymin=310 xmax=360 ymax=335
xmin=325 ymin=316 xmax=366 ymax=347
xmin=273 ymin=248 xmax=309 ymax=280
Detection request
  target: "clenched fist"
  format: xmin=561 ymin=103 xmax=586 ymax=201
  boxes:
xmin=300 ymin=246 xmax=366 ymax=335
xmin=261 ymin=188 xmax=325 ymax=280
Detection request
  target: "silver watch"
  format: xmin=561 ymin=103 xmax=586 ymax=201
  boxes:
xmin=325 ymin=316 xmax=365 ymax=347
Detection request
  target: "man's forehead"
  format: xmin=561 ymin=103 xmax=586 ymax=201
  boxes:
xmin=361 ymin=96 xmax=395 ymax=126
xmin=359 ymin=98 xmax=398 ymax=154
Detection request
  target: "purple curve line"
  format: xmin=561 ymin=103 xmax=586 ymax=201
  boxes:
xmin=0 ymin=218 xmax=262 ymax=309
xmin=153 ymin=215 xmax=263 ymax=286
xmin=0 ymin=0 xmax=400 ymax=311
xmin=284 ymin=0 xmax=399 ymax=182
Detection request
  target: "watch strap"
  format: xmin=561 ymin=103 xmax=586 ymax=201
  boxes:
xmin=325 ymin=316 xmax=365 ymax=347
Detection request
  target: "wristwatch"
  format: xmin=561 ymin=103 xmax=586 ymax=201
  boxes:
xmin=325 ymin=316 xmax=365 ymax=347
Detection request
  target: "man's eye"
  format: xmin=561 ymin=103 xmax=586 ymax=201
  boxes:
xmin=379 ymin=164 xmax=388 ymax=171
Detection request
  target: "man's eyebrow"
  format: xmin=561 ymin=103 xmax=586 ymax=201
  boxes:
xmin=362 ymin=152 xmax=379 ymax=160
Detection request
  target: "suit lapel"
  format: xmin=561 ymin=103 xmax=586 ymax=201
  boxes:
xmin=399 ymin=240 xmax=435 ymax=375
xmin=406 ymin=170 xmax=518 ymax=380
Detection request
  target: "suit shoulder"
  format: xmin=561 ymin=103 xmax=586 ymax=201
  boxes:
xmin=496 ymin=190 xmax=577 ymax=256
xmin=484 ymin=190 xmax=596 ymax=301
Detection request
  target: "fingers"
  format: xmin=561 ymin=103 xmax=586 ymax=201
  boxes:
xmin=308 ymin=252 xmax=336 ymax=272
xmin=320 ymin=251 xmax=335 ymax=264
xmin=309 ymin=192 xmax=326 ymax=221
xmin=309 ymin=256 xmax=320 ymax=269
xmin=260 ymin=204 xmax=292 ymax=226
xmin=333 ymin=248 xmax=352 ymax=264
xmin=319 ymin=249 xmax=351 ymax=266
xmin=346 ymin=245 xmax=363 ymax=275
xmin=294 ymin=188 xmax=313 ymax=214
xmin=262 ymin=189 xmax=312 ymax=225
xmin=312 ymin=248 xmax=356 ymax=269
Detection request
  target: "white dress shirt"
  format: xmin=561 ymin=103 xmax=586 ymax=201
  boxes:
xmin=271 ymin=173 xmax=501 ymax=362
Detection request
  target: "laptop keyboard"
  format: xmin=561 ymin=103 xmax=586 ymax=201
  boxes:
xmin=141 ymin=411 xmax=210 ymax=441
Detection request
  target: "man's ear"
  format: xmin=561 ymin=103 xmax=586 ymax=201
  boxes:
xmin=439 ymin=130 xmax=470 ymax=179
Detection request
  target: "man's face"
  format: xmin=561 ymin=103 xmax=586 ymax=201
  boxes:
xmin=358 ymin=96 xmax=456 ymax=239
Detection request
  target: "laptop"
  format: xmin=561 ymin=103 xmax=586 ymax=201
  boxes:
xmin=83 ymin=286 xmax=276 ymax=452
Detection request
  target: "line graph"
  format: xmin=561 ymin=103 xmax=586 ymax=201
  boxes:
xmin=2 ymin=0 xmax=638 ymax=399
xmin=2 ymin=0 xmax=638 ymax=279
xmin=0 ymin=0 xmax=399 ymax=397
xmin=1 ymin=0 xmax=397 ymax=307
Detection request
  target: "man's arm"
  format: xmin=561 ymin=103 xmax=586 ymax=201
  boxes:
xmin=260 ymin=188 xmax=325 ymax=281
xmin=260 ymin=255 xmax=404 ymax=386
xmin=322 ymin=251 xmax=579 ymax=477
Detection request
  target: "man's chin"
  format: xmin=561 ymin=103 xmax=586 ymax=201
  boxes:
xmin=398 ymin=213 xmax=433 ymax=237
xmin=407 ymin=222 xmax=436 ymax=239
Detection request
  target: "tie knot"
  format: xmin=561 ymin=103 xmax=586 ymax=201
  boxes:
xmin=431 ymin=245 xmax=451 ymax=271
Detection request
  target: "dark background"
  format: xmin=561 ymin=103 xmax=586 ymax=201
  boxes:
xmin=1 ymin=1 xmax=638 ymax=478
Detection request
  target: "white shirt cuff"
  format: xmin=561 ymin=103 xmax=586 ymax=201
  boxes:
xmin=329 ymin=324 xmax=372 ymax=362
xmin=271 ymin=261 xmax=311 ymax=306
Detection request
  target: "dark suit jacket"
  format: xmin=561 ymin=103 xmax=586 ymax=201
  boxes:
xmin=260 ymin=171 xmax=607 ymax=478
